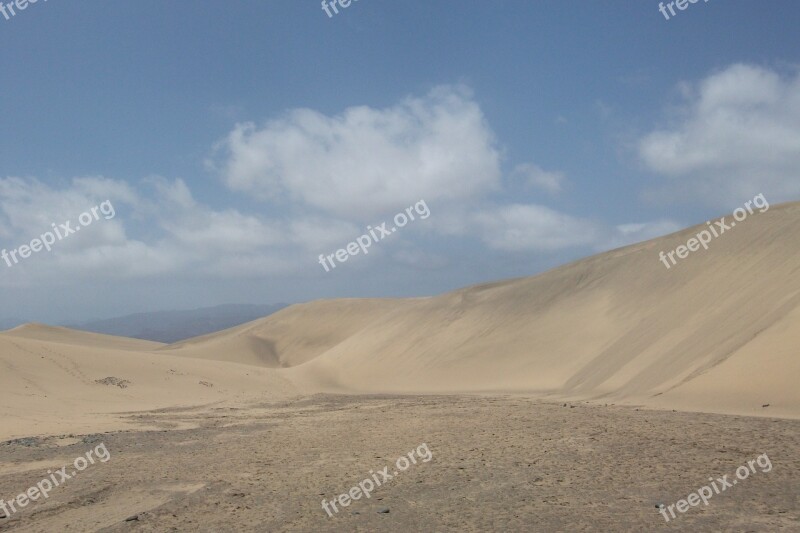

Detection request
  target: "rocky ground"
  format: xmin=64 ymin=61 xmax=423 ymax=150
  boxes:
xmin=1 ymin=395 xmax=798 ymax=532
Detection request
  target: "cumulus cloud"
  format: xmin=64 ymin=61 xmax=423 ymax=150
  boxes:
xmin=288 ymin=216 xmax=360 ymax=252
xmin=474 ymin=204 xmax=599 ymax=252
xmin=0 ymin=176 xmax=301 ymax=286
xmin=1 ymin=86 xmax=691 ymax=291
xmin=0 ymin=176 xmax=135 ymax=249
xmin=639 ymin=64 xmax=800 ymax=206
xmin=473 ymin=204 xmax=679 ymax=253
xmin=511 ymin=163 xmax=566 ymax=193
xmin=209 ymin=85 xmax=502 ymax=219
xmin=147 ymin=178 xmax=286 ymax=254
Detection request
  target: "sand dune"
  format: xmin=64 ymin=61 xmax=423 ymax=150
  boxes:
xmin=0 ymin=330 xmax=298 ymax=441
xmin=165 ymin=201 xmax=800 ymax=417
xmin=158 ymin=298 xmax=422 ymax=367
xmin=3 ymin=202 xmax=799 ymax=441
xmin=3 ymin=323 xmax=163 ymax=351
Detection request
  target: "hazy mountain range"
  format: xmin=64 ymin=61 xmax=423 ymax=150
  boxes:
xmin=60 ymin=303 xmax=289 ymax=343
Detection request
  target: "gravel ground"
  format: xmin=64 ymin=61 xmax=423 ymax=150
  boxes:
xmin=1 ymin=395 xmax=798 ymax=532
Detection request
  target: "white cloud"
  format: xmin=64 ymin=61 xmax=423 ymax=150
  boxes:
xmin=512 ymin=163 xmax=566 ymax=193
xmin=639 ymin=64 xmax=800 ymax=206
xmin=209 ymin=85 xmax=502 ymax=219
xmin=473 ymin=204 xmax=680 ymax=253
xmin=0 ymin=86 xmax=695 ymax=291
xmin=289 ymin=216 xmax=360 ymax=252
xmin=0 ymin=176 xmax=135 ymax=250
xmin=475 ymin=204 xmax=599 ymax=252
xmin=0 ymin=176 xmax=299 ymax=285
xmin=147 ymin=178 xmax=286 ymax=253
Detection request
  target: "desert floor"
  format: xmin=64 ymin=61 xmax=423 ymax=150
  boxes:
xmin=1 ymin=395 xmax=798 ymax=532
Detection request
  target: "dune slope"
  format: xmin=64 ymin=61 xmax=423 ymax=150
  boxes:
xmin=0 ymin=330 xmax=298 ymax=440
xmin=3 ymin=201 xmax=799 ymax=435
xmin=168 ymin=202 xmax=800 ymax=417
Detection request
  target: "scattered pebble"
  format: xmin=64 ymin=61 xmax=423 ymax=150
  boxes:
xmin=95 ymin=377 xmax=131 ymax=389
xmin=1 ymin=436 xmax=41 ymax=447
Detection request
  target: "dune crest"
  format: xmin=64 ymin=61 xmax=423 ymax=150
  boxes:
xmin=169 ymin=202 xmax=800 ymax=417
xmin=3 ymin=202 xmax=799 ymax=439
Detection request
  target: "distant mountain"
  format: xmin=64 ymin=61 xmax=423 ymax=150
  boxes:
xmin=67 ymin=303 xmax=289 ymax=343
xmin=0 ymin=317 xmax=28 ymax=330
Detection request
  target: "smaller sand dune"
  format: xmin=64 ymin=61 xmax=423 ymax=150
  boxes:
xmin=3 ymin=324 xmax=163 ymax=351
xmin=0 ymin=333 xmax=298 ymax=441
xmin=158 ymin=298 xmax=421 ymax=368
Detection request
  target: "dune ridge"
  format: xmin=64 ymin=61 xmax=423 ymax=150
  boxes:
xmin=3 ymin=201 xmax=799 ymax=439
xmin=162 ymin=202 xmax=800 ymax=418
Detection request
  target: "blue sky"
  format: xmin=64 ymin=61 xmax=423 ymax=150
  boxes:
xmin=1 ymin=0 xmax=799 ymax=323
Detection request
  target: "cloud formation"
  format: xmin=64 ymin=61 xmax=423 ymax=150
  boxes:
xmin=210 ymin=85 xmax=502 ymax=220
xmin=0 ymin=85 xmax=683 ymax=290
xmin=639 ymin=64 xmax=800 ymax=206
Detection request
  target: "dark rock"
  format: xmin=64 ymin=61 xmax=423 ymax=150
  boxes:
xmin=82 ymin=434 xmax=104 ymax=445
xmin=377 ymin=508 xmax=390 ymax=514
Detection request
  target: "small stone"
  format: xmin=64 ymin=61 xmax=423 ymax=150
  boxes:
xmin=95 ymin=377 xmax=131 ymax=389
xmin=377 ymin=508 xmax=390 ymax=514
xmin=125 ymin=515 xmax=140 ymax=522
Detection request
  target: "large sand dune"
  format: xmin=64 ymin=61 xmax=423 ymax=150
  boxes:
xmin=164 ymin=201 xmax=800 ymax=418
xmin=3 ymin=202 xmax=800 ymax=440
